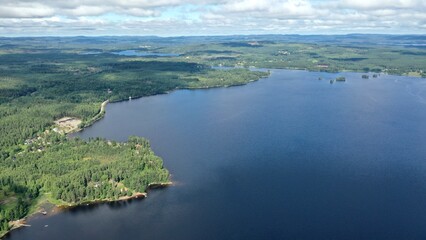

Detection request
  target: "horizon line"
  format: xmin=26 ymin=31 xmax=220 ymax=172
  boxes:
xmin=1 ymin=33 xmax=426 ymax=38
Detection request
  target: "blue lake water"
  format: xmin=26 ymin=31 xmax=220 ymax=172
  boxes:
xmin=6 ymin=70 xmax=426 ymax=240
xmin=111 ymin=50 xmax=180 ymax=57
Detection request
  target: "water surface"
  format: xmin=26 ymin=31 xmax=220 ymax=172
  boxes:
xmin=7 ymin=70 xmax=426 ymax=240
xmin=111 ymin=50 xmax=180 ymax=57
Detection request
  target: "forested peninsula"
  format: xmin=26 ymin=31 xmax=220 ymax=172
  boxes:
xmin=1 ymin=34 xmax=426 ymax=238
xmin=0 ymin=43 xmax=268 ymax=238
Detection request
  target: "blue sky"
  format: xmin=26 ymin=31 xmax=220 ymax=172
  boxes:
xmin=0 ymin=0 xmax=425 ymax=36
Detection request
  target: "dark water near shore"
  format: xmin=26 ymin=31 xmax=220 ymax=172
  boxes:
xmin=7 ymin=70 xmax=426 ymax=240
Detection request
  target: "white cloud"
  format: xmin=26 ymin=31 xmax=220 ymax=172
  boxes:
xmin=0 ymin=0 xmax=425 ymax=35
xmin=63 ymin=6 xmax=110 ymax=16
xmin=339 ymin=0 xmax=426 ymax=10
xmin=221 ymin=0 xmax=317 ymax=17
xmin=0 ymin=3 xmax=55 ymax=18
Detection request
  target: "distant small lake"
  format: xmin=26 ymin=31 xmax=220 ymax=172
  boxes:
xmin=7 ymin=70 xmax=426 ymax=240
xmin=111 ymin=50 xmax=180 ymax=57
xmin=79 ymin=51 xmax=103 ymax=55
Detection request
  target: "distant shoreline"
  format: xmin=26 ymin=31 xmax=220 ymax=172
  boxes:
xmin=74 ymin=69 xmax=270 ymax=135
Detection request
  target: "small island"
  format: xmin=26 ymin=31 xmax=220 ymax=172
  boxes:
xmin=335 ymin=76 xmax=346 ymax=82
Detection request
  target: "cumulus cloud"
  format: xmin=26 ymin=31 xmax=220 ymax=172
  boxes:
xmin=0 ymin=0 xmax=205 ymax=18
xmin=0 ymin=2 xmax=55 ymax=18
xmin=339 ymin=0 xmax=426 ymax=10
xmin=221 ymin=0 xmax=317 ymax=17
xmin=0 ymin=0 xmax=425 ymax=35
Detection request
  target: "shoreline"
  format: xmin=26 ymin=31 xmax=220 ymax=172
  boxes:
xmin=1 ymin=71 xmax=268 ymax=239
xmin=73 ymin=71 xmax=270 ymax=134
xmin=4 ymin=68 xmax=409 ymax=239
xmin=58 ymin=181 xmax=173 ymax=209
xmin=73 ymin=99 xmax=109 ymax=132
xmin=2 ymin=182 xmax=173 ymax=239
xmin=60 ymin=100 xmax=109 ymax=135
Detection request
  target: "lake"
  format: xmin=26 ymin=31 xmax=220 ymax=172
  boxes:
xmin=111 ymin=50 xmax=180 ymax=57
xmin=6 ymin=70 xmax=426 ymax=240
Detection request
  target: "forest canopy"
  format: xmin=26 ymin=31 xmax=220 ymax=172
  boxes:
xmin=0 ymin=37 xmax=268 ymax=237
xmin=1 ymin=34 xmax=425 ymax=236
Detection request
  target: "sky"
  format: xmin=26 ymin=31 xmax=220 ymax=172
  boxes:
xmin=0 ymin=0 xmax=425 ymax=36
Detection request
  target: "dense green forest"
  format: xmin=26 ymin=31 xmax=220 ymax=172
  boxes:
xmin=0 ymin=38 xmax=268 ymax=237
xmin=175 ymin=42 xmax=426 ymax=76
xmin=0 ymin=135 xmax=169 ymax=234
xmin=1 ymin=35 xmax=425 ymax=237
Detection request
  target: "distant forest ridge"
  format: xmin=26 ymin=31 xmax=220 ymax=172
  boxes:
xmin=1 ymin=34 xmax=426 ymax=48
